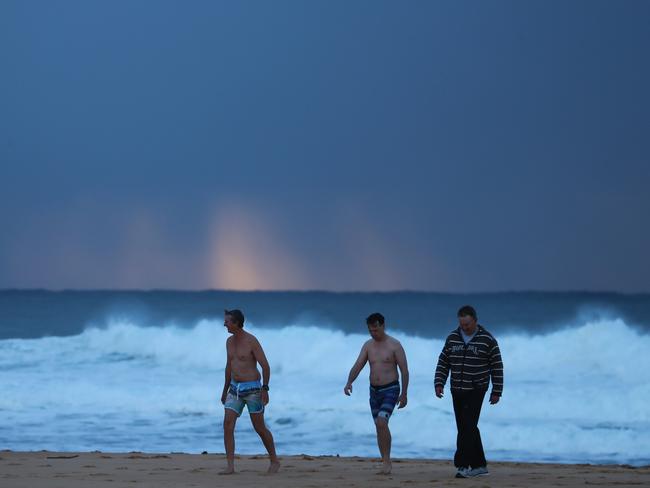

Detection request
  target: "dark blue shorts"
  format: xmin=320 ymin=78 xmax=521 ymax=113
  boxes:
xmin=369 ymin=381 xmax=400 ymax=422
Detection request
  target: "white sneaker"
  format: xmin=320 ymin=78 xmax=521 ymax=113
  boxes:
xmin=455 ymin=467 xmax=470 ymax=478
xmin=466 ymin=466 xmax=489 ymax=477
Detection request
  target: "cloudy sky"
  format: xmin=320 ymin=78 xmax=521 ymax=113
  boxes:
xmin=1 ymin=1 xmax=649 ymax=292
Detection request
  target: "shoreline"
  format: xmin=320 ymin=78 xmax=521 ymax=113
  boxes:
xmin=1 ymin=451 xmax=648 ymax=487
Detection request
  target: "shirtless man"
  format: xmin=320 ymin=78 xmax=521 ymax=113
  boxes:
xmin=344 ymin=313 xmax=409 ymax=474
xmin=220 ymin=309 xmax=280 ymax=475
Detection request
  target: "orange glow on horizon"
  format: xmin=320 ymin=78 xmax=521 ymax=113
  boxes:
xmin=208 ymin=204 xmax=307 ymax=290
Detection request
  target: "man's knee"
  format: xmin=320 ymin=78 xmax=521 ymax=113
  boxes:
xmin=374 ymin=416 xmax=389 ymax=430
xmin=223 ymin=415 xmax=237 ymax=431
xmin=251 ymin=415 xmax=268 ymax=434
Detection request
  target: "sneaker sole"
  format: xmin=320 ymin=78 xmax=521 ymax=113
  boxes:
xmin=468 ymin=471 xmax=489 ymax=477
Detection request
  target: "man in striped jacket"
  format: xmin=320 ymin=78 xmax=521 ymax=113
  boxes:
xmin=434 ymin=305 xmax=503 ymax=478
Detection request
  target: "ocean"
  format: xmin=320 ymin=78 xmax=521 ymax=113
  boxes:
xmin=1 ymin=290 xmax=649 ymax=465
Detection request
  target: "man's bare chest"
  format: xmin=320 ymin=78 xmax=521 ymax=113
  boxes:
xmin=229 ymin=343 xmax=254 ymax=362
xmin=368 ymin=346 xmax=395 ymax=365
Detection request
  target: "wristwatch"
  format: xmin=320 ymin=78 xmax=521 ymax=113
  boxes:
xmin=262 ymin=384 xmax=270 ymax=391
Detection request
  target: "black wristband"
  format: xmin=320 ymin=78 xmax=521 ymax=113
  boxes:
xmin=262 ymin=384 xmax=269 ymax=391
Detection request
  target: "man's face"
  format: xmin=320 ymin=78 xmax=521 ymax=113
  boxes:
xmin=367 ymin=321 xmax=385 ymax=340
xmin=458 ymin=315 xmax=478 ymax=335
xmin=224 ymin=314 xmax=239 ymax=334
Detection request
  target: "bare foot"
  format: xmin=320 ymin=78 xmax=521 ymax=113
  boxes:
xmin=267 ymin=461 xmax=280 ymax=474
xmin=218 ymin=466 xmax=235 ymax=475
xmin=376 ymin=461 xmax=392 ymax=475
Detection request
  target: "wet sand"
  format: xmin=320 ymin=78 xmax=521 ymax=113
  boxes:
xmin=1 ymin=451 xmax=648 ymax=488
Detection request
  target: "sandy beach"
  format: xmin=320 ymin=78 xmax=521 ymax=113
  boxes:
xmin=1 ymin=451 xmax=647 ymax=488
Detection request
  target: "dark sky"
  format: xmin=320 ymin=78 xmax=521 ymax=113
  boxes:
xmin=1 ymin=1 xmax=649 ymax=292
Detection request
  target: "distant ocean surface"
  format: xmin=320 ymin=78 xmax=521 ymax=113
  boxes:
xmin=1 ymin=290 xmax=649 ymax=465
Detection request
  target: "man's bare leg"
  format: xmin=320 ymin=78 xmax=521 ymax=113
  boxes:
xmin=250 ymin=413 xmax=280 ymax=474
xmin=375 ymin=417 xmax=392 ymax=474
xmin=219 ymin=409 xmax=238 ymax=474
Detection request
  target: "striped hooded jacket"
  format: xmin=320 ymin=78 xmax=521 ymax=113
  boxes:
xmin=434 ymin=325 xmax=504 ymax=396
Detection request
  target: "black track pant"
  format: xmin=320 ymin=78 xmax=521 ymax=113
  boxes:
xmin=451 ymin=389 xmax=487 ymax=469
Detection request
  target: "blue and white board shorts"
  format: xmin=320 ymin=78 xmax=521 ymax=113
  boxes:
xmin=369 ymin=381 xmax=400 ymax=422
xmin=224 ymin=380 xmax=264 ymax=416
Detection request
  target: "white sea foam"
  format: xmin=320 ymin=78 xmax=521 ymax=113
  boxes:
xmin=0 ymin=318 xmax=648 ymax=464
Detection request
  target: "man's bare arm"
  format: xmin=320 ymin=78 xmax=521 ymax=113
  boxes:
xmin=251 ymin=337 xmax=271 ymax=405
xmin=344 ymin=343 xmax=369 ymax=395
xmin=221 ymin=340 xmax=232 ymax=403
xmin=395 ymin=341 xmax=409 ymax=408
xmin=251 ymin=338 xmax=271 ymax=386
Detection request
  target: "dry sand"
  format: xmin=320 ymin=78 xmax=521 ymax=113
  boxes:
xmin=1 ymin=451 xmax=648 ymax=488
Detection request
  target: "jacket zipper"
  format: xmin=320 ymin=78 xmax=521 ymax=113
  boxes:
xmin=460 ymin=326 xmax=480 ymax=390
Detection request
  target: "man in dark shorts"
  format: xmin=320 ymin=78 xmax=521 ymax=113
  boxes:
xmin=435 ymin=305 xmax=504 ymax=478
xmin=344 ymin=313 xmax=409 ymax=474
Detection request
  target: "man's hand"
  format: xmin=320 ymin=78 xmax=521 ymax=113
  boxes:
xmin=435 ymin=385 xmax=444 ymax=398
xmin=397 ymin=394 xmax=408 ymax=409
xmin=221 ymin=391 xmax=228 ymax=405
xmin=344 ymin=383 xmax=353 ymax=396
xmin=261 ymin=390 xmax=269 ymax=406
xmin=489 ymin=393 xmax=500 ymax=405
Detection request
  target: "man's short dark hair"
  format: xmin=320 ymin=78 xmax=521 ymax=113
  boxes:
xmin=225 ymin=309 xmax=245 ymax=328
xmin=366 ymin=312 xmax=385 ymax=326
xmin=457 ymin=305 xmax=477 ymax=320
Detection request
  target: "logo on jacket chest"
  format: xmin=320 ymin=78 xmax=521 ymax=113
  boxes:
xmin=451 ymin=344 xmax=480 ymax=355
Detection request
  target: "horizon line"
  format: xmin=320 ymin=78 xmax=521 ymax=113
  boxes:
xmin=1 ymin=287 xmax=649 ymax=296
